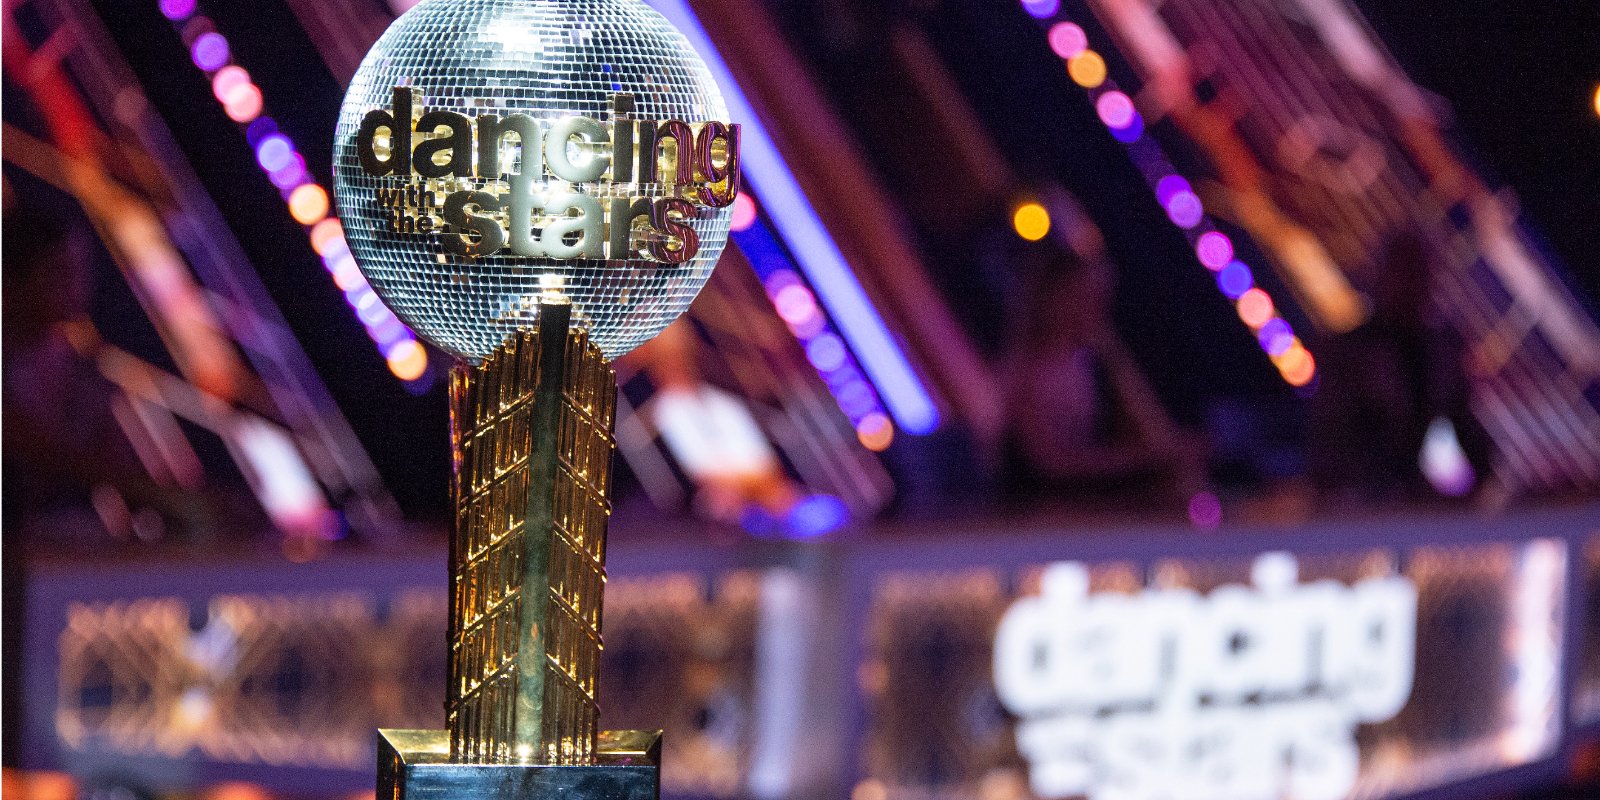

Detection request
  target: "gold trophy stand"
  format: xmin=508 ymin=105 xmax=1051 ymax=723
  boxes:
xmin=378 ymin=302 xmax=661 ymax=800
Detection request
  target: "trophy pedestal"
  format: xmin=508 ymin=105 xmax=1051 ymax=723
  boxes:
xmin=378 ymin=729 xmax=662 ymax=800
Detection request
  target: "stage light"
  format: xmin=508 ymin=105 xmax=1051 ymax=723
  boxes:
xmin=244 ymin=117 xmax=277 ymax=146
xmin=1109 ymin=114 xmax=1143 ymax=142
xmin=288 ymin=184 xmax=329 ymax=225
xmin=806 ymin=333 xmax=847 ymax=373
xmin=1196 ymin=231 xmax=1233 ymax=270
xmin=1021 ymin=0 xmax=1060 ymax=19
xmin=1048 ymin=23 xmax=1088 ymax=59
xmin=310 ymin=219 xmax=344 ymax=254
xmin=1165 ymin=190 xmax=1203 ymax=228
xmin=1067 ymin=51 xmax=1106 ymax=88
xmin=1236 ymin=288 xmax=1274 ymax=328
xmin=254 ymin=134 xmax=294 ymax=172
xmin=329 ymin=255 xmax=363 ymax=291
xmin=837 ymin=380 xmax=879 ymax=417
xmin=1012 ymin=201 xmax=1051 ymax=241
xmin=160 ymin=0 xmax=422 ymax=386
xmin=1593 ymin=83 xmax=1600 ymax=118
xmin=159 ymin=0 xmax=195 ymax=21
xmin=370 ymin=317 xmax=409 ymax=348
xmin=1155 ymin=174 xmax=1191 ymax=206
xmin=268 ymin=156 xmax=307 ymax=189
xmin=856 ymin=411 xmax=894 ymax=451
xmin=774 ymin=283 xmax=820 ymax=327
xmin=1020 ymin=7 xmax=1314 ymax=389
xmin=1276 ymin=345 xmax=1315 ymax=386
xmin=384 ymin=339 xmax=427 ymax=381
xmin=211 ymin=66 xmax=249 ymax=101
xmin=729 ymin=192 xmax=757 ymax=231
xmin=1217 ymin=260 xmax=1253 ymax=299
xmin=1095 ymin=91 xmax=1136 ymax=129
xmin=786 ymin=494 xmax=848 ymax=538
xmin=1257 ymin=318 xmax=1294 ymax=355
xmin=222 ymin=85 xmax=262 ymax=123
xmin=651 ymin=0 xmax=941 ymax=435
xmin=191 ymin=32 xmax=229 ymax=71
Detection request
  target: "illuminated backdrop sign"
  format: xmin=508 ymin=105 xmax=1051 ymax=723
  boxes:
xmin=995 ymin=553 xmax=1417 ymax=800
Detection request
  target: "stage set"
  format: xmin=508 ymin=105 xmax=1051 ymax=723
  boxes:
xmin=3 ymin=1 xmax=1598 ymax=800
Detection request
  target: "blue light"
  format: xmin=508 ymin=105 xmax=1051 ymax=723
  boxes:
xmin=255 ymin=134 xmax=295 ymax=172
xmin=806 ymin=333 xmax=847 ymax=372
xmin=190 ymin=32 xmax=229 ymax=71
xmin=269 ymin=155 xmax=307 ymax=189
xmin=1110 ymin=113 xmax=1144 ymax=142
xmin=1217 ymin=260 xmax=1254 ymax=299
xmin=370 ymin=316 xmax=410 ymax=347
xmin=1258 ymin=318 xmax=1295 ymax=355
xmin=786 ymin=494 xmax=849 ymax=538
xmin=1155 ymin=174 xmax=1192 ymax=206
xmin=245 ymin=116 xmax=278 ymax=147
xmin=648 ymin=0 xmax=941 ymax=435
xmin=1021 ymin=0 xmax=1061 ymax=19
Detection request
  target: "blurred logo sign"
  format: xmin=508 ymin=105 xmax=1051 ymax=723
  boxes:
xmin=994 ymin=553 xmax=1416 ymax=800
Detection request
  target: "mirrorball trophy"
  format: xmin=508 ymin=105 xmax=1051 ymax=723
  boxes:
xmin=331 ymin=0 xmax=738 ymax=797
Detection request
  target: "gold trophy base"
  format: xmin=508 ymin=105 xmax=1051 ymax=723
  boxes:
xmin=378 ymin=729 xmax=661 ymax=800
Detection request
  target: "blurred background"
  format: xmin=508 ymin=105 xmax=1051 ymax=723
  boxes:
xmin=3 ymin=0 xmax=1599 ymax=799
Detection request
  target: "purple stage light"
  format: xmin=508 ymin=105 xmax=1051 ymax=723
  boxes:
xmin=244 ymin=117 xmax=278 ymax=146
xmin=837 ymin=381 xmax=878 ymax=418
xmin=159 ymin=0 xmax=195 ymax=21
xmin=254 ymin=134 xmax=295 ymax=173
xmin=786 ymin=494 xmax=848 ymax=538
xmin=1096 ymin=91 xmax=1136 ymax=129
xmin=1110 ymin=114 xmax=1144 ymax=142
xmin=1217 ymin=260 xmax=1254 ymax=299
xmin=1021 ymin=0 xmax=1061 ymax=19
xmin=1258 ymin=318 xmax=1295 ymax=355
xmin=269 ymin=155 xmax=308 ymax=189
xmin=1048 ymin=22 xmax=1088 ymax=59
xmin=1155 ymin=174 xmax=1192 ymax=207
xmin=191 ymin=32 xmax=229 ymax=71
xmin=806 ymin=334 xmax=848 ymax=373
xmin=1196 ymin=231 xmax=1234 ymax=270
xmin=1165 ymin=190 xmax=1204 ymax=228
xmin=370 ymin=317 xmax=410 ymax=348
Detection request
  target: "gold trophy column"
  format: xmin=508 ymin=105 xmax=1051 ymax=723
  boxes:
xmin=447 ymin=302 xmax=617 ymax=765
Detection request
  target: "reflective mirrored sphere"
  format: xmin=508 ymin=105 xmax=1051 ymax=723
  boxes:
xmin=334 ymin=0 xmax=732 ymax=362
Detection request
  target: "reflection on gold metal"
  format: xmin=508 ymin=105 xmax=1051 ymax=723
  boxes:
xmin=447 ymin=303 xmax=618 ymax=765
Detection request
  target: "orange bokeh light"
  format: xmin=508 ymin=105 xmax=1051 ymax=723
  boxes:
xmin=1276 ymin=345 xmax=1316 ymax=386
xmin=222 ymin=84 xmax=262 ymax=123
xmin=1236 ymin=288 xmax=1275 ymax=329
xmin=386 ymin=339 xmax=428 ymax=381
xmin=207 ymin=782 xmax=272 ymax=800
xmin=1067 ymin=51 xmax=1107 ymax=89
xmin=310 ymin=218 xmax=345 ymax=254
xmin=1012 ymin=202 xmax=1051 ymax=241
xmin=288 ymin=184 xmax=330 ymax=225
xmin=856 ymin=412 xmax=894 ymax=451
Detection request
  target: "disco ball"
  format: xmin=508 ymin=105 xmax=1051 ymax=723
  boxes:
xmin=333 ymin=0 xmax=733 ymax=362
